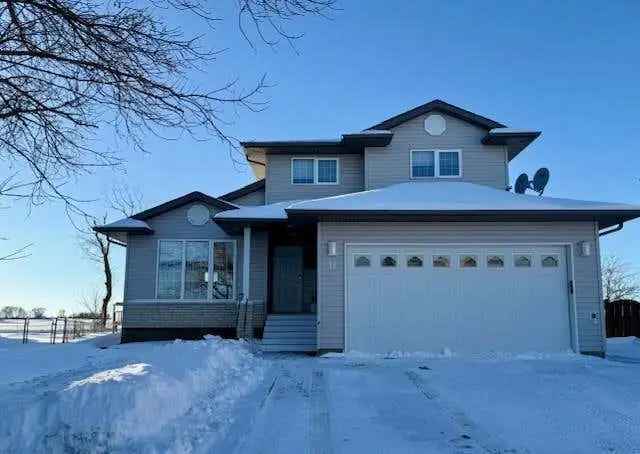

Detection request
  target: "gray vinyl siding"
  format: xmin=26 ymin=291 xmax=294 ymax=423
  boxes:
xmin=122 ymin=202 xmax=268 ymax=329
xmin=317 ymin=221 xmax=604 ymax=354
xmin=225 ymin=187 xmax=265 ymax=206
xmin=265 ymin=153 xmax=364 ymax=203
xmin=365 ymin=113 xmax=508 ymax=190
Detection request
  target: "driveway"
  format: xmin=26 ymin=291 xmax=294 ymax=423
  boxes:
xmin=235 ymin=355 xmax=515 ymax=454
xmin=233 ymin=346 xmax=640 ymax=454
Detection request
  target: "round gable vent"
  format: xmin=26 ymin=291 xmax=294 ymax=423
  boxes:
xmin=424 ymin=114 xmax=446 ymax=136
xmin=187 ymin=204 xmax=210 ymax=226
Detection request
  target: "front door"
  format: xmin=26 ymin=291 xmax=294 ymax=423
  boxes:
xmin=272 ymin=246 xmax=304 ymax=313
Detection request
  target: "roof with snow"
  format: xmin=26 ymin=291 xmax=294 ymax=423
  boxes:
xmin=94 ymin=218 xmax=153 ymax=232
xmin=216 ymin=182 xmax=640 ymax=229
xmin=214 ymin=201 xmax=291 ymax=222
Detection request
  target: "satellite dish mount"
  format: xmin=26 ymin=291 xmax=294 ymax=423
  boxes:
xmin=514 ymin=167 xmax=550 ymax=196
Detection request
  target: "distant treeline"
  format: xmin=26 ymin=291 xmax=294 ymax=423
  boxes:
xmin=0 ymin=306 xmax=100 ymax=319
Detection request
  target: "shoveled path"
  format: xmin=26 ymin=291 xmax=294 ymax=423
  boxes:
xmin=233 ymin=355 xmax=516 ymax=454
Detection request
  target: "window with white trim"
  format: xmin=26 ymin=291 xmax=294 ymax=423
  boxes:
xmin=292 ymin=158 xmax=339 ymax=184
xmin=292 ymin=159 xmax=315 ymax=184
xmin=157 ymin=240 xmax=235 ymax=300
xmin=411 ymin=149 xmax=461 ymax=178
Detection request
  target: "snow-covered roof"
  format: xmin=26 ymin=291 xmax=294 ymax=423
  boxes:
xmin=214 ymin=183 xmax=640 ymax=229
xmin=214 ymin=201 xmax=292 ymax=221
xmin=95 ymin=217 xmax=152 ymax=230
xmin=489 ymin=128 xmax=541 ymax=134
xmin=288 ymin=182 xmax=640 ymax=213
xmin=345 ymin=129 xmax=393 ymax=135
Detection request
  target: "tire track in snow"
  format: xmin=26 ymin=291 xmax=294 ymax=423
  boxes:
xmin=310 ymin=369 xmax=333 ymax=454
xmin=405 ymin=370 xmax=523 ymax=454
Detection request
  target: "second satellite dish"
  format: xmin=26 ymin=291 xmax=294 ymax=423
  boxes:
xmin=532 ymin=168 xmax=550 ymax=195
xmin=514 ymin=167 xmax=550 ymax=196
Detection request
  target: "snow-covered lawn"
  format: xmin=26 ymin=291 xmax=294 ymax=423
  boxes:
xmin=0 ymin=335 xmax=266 ymax=453
xmin=2 ymin=336 xmax=640 ymax=453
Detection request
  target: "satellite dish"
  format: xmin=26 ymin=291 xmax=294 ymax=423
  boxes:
xmin=514 ymin=173 xmax=530 ymax=194
xmin=532 ymin=167 xmax=550 ymax=195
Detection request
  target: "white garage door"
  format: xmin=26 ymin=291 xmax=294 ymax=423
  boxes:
xmin=346 ymin=245 xmax=573 ymax=354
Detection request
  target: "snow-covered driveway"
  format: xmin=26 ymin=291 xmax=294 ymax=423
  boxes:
xmin=2 ymin=335 xmax=640 ymax=453
xmin=241 ymin=343 xmax=640 ymax=454
xmin=238 ymin=356 xmax=507 ymax=453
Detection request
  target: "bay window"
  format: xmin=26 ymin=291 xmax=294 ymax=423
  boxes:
xmin=157 ymin=239 xmax=235 ymax=301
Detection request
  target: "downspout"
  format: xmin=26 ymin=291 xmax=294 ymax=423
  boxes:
xmin=598 ymin=222 xmax=624 ymax=237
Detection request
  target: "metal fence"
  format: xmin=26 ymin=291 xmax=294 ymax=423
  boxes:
xmin=0 ymin=316 xmax=118 ymax=344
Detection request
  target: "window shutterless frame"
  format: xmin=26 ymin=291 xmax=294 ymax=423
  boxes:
xmin=410 ymin=149 xmax=462 ymax=179
xmin=291 ymin=157 xmax=340 ymax=185
xmin=155 ymin=239 xmax=237 ymax=302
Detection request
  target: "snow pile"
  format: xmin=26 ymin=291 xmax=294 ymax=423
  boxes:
xmin=0 ymin=336 xmax=266 ymax=453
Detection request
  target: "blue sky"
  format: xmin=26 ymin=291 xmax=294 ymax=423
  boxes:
xmin=2 ymin=1 xmax=639 ymax=314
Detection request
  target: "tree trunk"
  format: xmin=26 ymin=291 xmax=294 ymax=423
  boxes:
xmin=99 ymin=235 xmax=112 ymax=328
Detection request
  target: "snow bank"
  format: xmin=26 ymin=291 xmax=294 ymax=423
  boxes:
xmin=0 ymin=336 xmax=266 ymax=453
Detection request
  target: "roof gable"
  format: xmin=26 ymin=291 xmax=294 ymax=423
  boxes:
xmin=219 ymin=179 xmax=265 ymax=202
xmin=368 ymin=99 xmax=506 ymax=131
xmin=131 ymin=191 xmax=237 ymax=221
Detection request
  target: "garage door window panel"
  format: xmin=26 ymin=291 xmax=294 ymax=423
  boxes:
xmin=541 ymin=255 xmax=560 ymax=268
xmin=406 ymin=255 xmax=424 ymax=268
xmin=459 ymin=255 xmax=479 ymax=269
xmin=514 ymin=254 xmax=533 ymax=268
xmin=487 ymin=255 xmax=505 ymax=270
xmin=354 ymin=255 xmax=371 ymax=268
xmin=432 ymin=255 xmax=451 ymax=268
xmin=381 ymin=255 xmax=398 ymax=267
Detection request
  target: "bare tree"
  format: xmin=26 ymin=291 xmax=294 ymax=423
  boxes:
xmin=30 ymin=306 xmax=46 ymax=318
xmin=0 ymin=305 xmax=27 ymax=318
xmin=78 ymin=290 xmax=101 ymax=318
xmin=79 ymin=184 xmax=143 ymax=326
xmin=602 ymin=255 xmax=640 ymax=301
xmin=0 ymin=0 xmax=334 ymax=211
xmin=0 ymin=175 xmax=33 ymax=261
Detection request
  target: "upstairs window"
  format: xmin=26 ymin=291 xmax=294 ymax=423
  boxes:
xmin=317 ymin=159 xmax=338 ymax=183
xmin=411 ymin=150 xmax=461 ymax=178
xmin=439 ymin=151 xmax=460 ymax=177
xmin=411 ymin=150 xmax=435 ymax=177
xmin=292 ymin=159 xmax=315 ymax=184
xmin=292 ymin=158 xmax=339 ymax=184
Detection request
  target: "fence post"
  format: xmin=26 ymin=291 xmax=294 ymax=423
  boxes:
xmin=22 ymin=318 xmax=29 ymax=344
xmin=51 ymin=318 xmax=58 ymax=344
xmin=62 ymin=318 xmax=68 ymax=343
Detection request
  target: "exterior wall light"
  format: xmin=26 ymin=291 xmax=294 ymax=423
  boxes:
xmin=579 ymin=241 xmax=591 ymax=257
xmin=327 ymin=241 xmax=337 ymax=256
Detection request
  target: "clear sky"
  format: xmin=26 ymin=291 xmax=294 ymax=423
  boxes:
xmin=2 ymin=1 xmax=639 ymax=315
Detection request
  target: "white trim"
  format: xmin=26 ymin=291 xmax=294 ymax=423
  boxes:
xmin=155 ymin=238 xmax=237 ymax=303
xmin=243 ymin=227 xmax=251 ymax=301
xmin=593 ymin=221 xmax=606 ymax=353
xmin=343 ymin=242 xmax=579 ymax=353
xmin=410 ymin=149 xmax=462 ymax=179
xmin=290 ymin=156 xmax=340 ymax=185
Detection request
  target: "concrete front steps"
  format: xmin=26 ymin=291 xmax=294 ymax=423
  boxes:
xmin=261 ymin=314 xmax=317 ymax=353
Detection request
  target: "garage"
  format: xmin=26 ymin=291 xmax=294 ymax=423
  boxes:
xmin=345 ymin=244 xmax=575 ymax=354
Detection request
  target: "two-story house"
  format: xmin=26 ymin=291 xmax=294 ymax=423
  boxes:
xmin=96 ymin=99 xmax=640 ymax=356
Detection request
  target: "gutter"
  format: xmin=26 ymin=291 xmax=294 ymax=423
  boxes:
xmin=598 ymin=222 xmax=624 ymax=237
